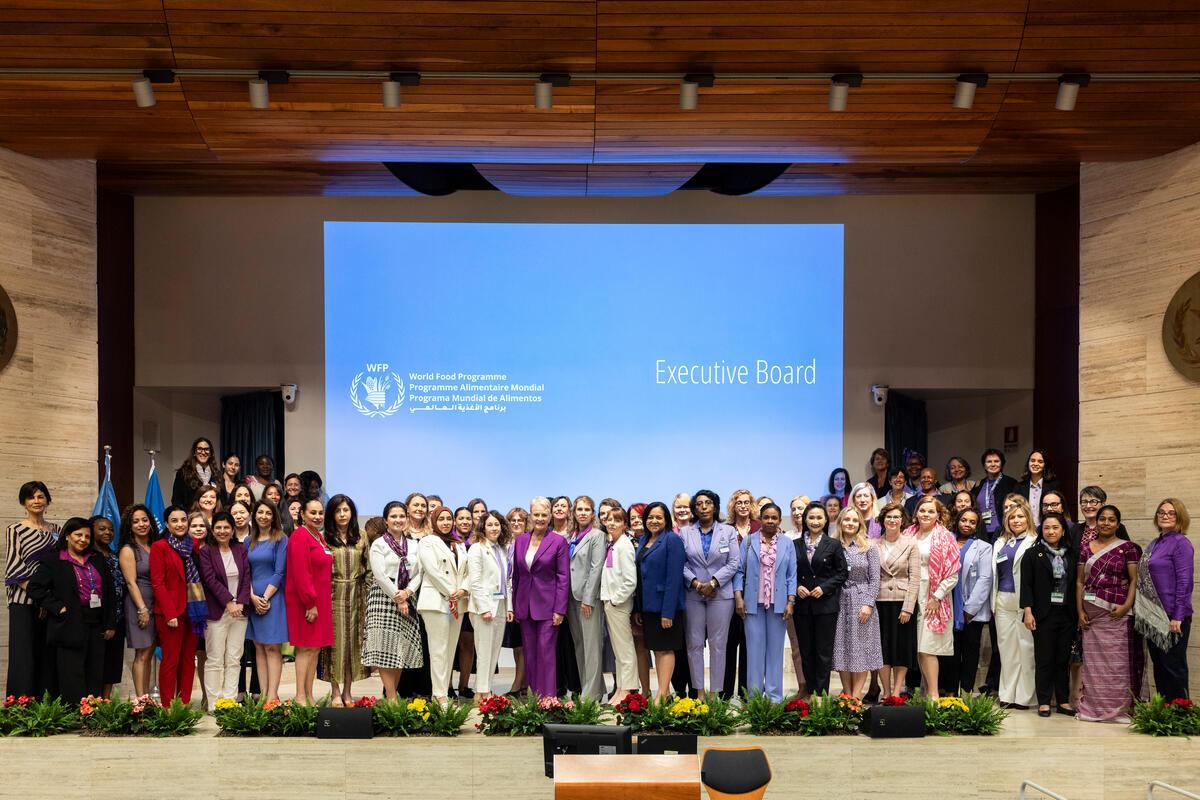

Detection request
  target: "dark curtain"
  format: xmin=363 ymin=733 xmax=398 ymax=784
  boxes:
xmin=884 ymin=391 xmax=927 ymax=470
xmin=220 ymin=390 xmax=285 ymax=478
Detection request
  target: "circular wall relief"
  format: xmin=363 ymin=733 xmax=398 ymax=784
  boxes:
xmin=1163 ymin=270 xmax=1200 ymax=382
xmin=0 ymin=283 xmax=16 ymax=371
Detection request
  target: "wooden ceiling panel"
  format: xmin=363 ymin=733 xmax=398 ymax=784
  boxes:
xmin=1018 ymin=3 xmax=1200 ymax=72
xmin=597 ymin=1 xmax=1026 ymax=72
xmin=756 ymin=162 xmax=1079 ymax=194
xmin=585 ymin=163 xmax=699 ymax=195
xmin=975 ymin=81 xmax=1200 ymax=163
xmin=182 ymin=77 xmax=596 ymax=162
xmin=0 ymin=1 xmax=173 ymax=68
xmin=0 ymin=77 xmax=209 ymax=160
xmin=163 ymin=1 xmax=597 ymax=71
xmin=97 ymin=161 xmax=417 ymax=195
xmin=594 ymin=81 xmax=1001 ymax=163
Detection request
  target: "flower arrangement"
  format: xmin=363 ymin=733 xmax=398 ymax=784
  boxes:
xmin=0 ymin=693 xmax=79 ymax=737
xmin=907 ymin=692 xmax=1006 ymax=736
xmin=739 ymin=692 xmax=806 ymax=734
xmin=81 ymin=693 xmax=202 ymax=736
xmin=477 ymin=691 xmax=609 ymax=736
xmin=614 ymin=693 xmax=737 ymax=736
xmin=880 ymin=695 xmax=907 ymax=707
xmin=214 ymin=697 xmax=321 ymax=736
xmin=372 ymin=697 xmax=470 ymax=737
xmin=1131 ymin=694 xmax=1200 ymax=736
xmin=354 ymin=696 xmax=378 ymax=709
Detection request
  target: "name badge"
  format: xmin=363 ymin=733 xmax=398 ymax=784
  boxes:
xmin=323 ymin=547 xmax=333 ymax=555
xmin=89 ymin=593 xmax=102 ymax=609
xmin=1084 ymin=592 xmax=1098 ymax=603
xmin=493 ymin=590 xmax=505 ymax=598
xmin=719 ymin=544 xmax=730 ymax=554
xmin=996 ymin=553 xmax=1008 ymax=563
xmin=1050 ymin=592 xmax=1065 ymax=605
xmin=981 ymin=510 xmax=994 ymax=524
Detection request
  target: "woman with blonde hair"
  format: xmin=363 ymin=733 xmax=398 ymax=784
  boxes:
xmin=907 ymin=496 xmax=960 ymax=699
xmin=503 ymin=506 xmax=530 ymax=695
xmin=992 ymin=496 xmax=1037 ymax=708
xmin=723 ymin=488 xmax=760 ymax=698
xmin=848 ymin=482 xmax=882 ymax=538
xmin=1139 ymin=498 xmax=1192 ymax=703
xmin=405 ymin=492 xmax=431 ymax=537
xmin=830 ymin=507 xmax=882 ymax=698
xmin=468 ymin=511 xmax=512 ymax=701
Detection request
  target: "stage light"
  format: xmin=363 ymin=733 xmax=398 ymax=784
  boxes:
xmin=132 ymin=77 xmax=155 ymax=108
xmin=535 ymin=73 xmax=570 ymax=110
xmin=679 ymin=73 xmax=715 ymax=111
xmin=953 ymin=73 xmax=988 ymax=109
xmin=249 ymin=78 xmax=269 ymax=109
xmin=1056 ymin=73 xmax=1090 ymax=111
xmin=382 ymin=80 xmax=401 ymax=108
xmin=382 ymin=72 xmax=420 ymax=108
xmin=828 ymin=73 xmax=862 ymax=112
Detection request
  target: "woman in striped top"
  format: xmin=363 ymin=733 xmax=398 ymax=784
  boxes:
xmin=5 ymin=481 xmax=60 ymax=697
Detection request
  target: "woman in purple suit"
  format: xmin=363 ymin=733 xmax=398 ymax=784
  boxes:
xmin=510 ymin=496 xmax=570 ymax=697
xmin=680 ymin=489 xmax=741 ymax=700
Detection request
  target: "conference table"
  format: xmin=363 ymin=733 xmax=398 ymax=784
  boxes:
xmin=552 ymin=754 xmax=699 ymax=800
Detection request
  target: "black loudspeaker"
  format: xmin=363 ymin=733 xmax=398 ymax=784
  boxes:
xmin=635 ymin=733 xmax=698 ymax=755
xmin=861 ymin=705 xmax=926 ymax=738
xmin=316 ymin=707 xmax=374 ymax=739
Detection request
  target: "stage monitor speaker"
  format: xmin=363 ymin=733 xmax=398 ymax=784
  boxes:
xmin=861 ymin=705 xmax=925 ymax=738
xmin=316 ymin=707 xmax=373 ymax=739
xmin=635 ymin=733 xmax=698 ymax=755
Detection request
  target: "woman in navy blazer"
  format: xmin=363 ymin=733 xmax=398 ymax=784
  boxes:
xmin=634 ymin=501 xmax=686 ymax=699
xmin=793 ymin=502 xmax=849 ymax=696
xmin=196 ymin=511 xmax=251 ymax=710
xmin=680 ymin=490 xmax=741 ymax=700
xmin=510 ymin=497 xmax=570 ymax=698
xmin=734 ymin=504 xmax=797 ymax=701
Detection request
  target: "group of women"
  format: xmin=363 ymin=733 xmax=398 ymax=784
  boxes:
xmin=3 ymin=443 xmax=1193 ymax=723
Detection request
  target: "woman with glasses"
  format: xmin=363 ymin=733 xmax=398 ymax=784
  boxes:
xmin=1138 ymin=499 xmax=1193 ymax=703
xmin=172 ymin=437 xmax=217 ymax=509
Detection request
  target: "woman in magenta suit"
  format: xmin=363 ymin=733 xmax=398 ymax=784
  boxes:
xmin=510 ymin=496 xmax=570 ymax=697
xmin=285 ymin=498 xmax=333 ymax=704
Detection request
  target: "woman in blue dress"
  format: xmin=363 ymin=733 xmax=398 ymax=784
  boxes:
xmin=247 ymin=499 xmax=288 ymax=702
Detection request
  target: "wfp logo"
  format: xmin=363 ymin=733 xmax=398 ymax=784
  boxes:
xmin=349 ymin=363 xmax=404 ymax=418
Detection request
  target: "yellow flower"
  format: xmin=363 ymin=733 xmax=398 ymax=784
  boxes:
xmin=407 ymin=698 xmax=428 ymax=713
xmin=938 ymin=697 xmax=969 ymax=712
xmin=696 ymin=704 xmax=709 ymax=715
xmin=671 ymin=697 xmax=696 ymax=715
xmin=215 ymin=698 xmax=238 ymax=710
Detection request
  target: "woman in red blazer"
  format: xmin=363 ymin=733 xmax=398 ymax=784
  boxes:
xmin=149 ymin=505 xmax=206 ymax=704
xmin=286 ymin=498 xmax=333 ymax=705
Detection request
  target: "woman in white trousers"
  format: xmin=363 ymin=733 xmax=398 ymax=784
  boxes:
xmin=601 ymin=507 xmax=638 ymax=707
xmin=417 ymin=506 xmax=470 ymax=705
xmin=468 ymin=511 xmax=511 ymax=700
xmin=992 ymin=497 xmax=1037 ymax=708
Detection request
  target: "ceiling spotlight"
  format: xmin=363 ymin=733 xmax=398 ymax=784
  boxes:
xmin=248 ymin=78 xmax=270 ymax=109
xmin=953 ymin=73 xmax=989 ymax=110
xmin=828 ymin=73 xmax=863 ymax=112
xmin=132 ymin=77 xmax=155 ymax=108
xmin=680 ymin=73 xmax=715 ymax=111
xmin=383 ymin=72 xmax=420 ymax=108
xmin=1056 ymin=73 xmax=1091 ymax=111
xmin=535 ymin=72 xmax=571 ymax=110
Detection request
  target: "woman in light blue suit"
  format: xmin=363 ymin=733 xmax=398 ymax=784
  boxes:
xmin=734 ymin=504 xmax=797 ymax=702
xmin=680 ymin=489 xmax=741 ymax=700
xmin=943 ymin=507 xmax=994 ymax=695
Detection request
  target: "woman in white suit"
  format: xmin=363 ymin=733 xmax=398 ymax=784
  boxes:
xmin=418 ymin=506 xmax=470 ymax=705
xmin=363 ymin=501 xmax=424 ymax=700
xmin=600 ymin=507 xmax=638 ymax=707
xmin=992 ymin=496 xmax=1037 ymax=708
xmin=468 ymin=511 xmax=511 ymax=701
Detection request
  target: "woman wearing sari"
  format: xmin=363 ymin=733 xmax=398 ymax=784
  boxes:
xmin=1076 ymin=504 xmax=1144 ymax=722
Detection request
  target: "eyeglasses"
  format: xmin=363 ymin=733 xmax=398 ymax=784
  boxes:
xmin=195 ymin=447 xmax=211 ymax=453
xmin=1079 ymin=499 xmax=1101 ymax=507
xmin=1157 ymin=509 xmax=1178 ymax=518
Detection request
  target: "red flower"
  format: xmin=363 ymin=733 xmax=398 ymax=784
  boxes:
xmin=617 ymin=691 xmax=649 ymax=714
xmin=479 ymin=695 xmax=511 ymax=716
xmin=1170 ymin=698 xmax=1194 ymax=710
xmin=785 ymin=698 xmax=810 ymax=718
xmin=354 ymin=696 xmax=377 ymax=708
xmin=881 ymin=695 xmax=906 ymax=707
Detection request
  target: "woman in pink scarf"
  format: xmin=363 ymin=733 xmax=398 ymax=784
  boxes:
xmin=906 ymin=496 xmax=961 ymax=699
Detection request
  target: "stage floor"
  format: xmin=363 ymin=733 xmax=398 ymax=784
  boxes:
xmin=2 ymin=665 xmax=1196 ymax=799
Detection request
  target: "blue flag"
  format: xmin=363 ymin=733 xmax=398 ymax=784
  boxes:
xmin=92 ymin=448 xmax=122 ymax=553
xmin=145 ymin=456 xmax=166 ymax=531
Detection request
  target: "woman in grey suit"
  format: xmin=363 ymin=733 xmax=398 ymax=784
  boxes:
xmin=566 ymin=495 xmax=607 ymax=701
xmin=680 ymin=489 xmax=741 ymax=700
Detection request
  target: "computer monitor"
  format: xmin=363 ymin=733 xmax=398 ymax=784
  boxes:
xmin=542 ymin=723 xmax=634 ymax=778
xmin=634 ymin=733 xmax=697 ymax=755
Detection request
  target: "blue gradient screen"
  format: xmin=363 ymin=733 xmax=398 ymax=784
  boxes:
xmin=324 ymin=222 xmax=843 ymax=513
